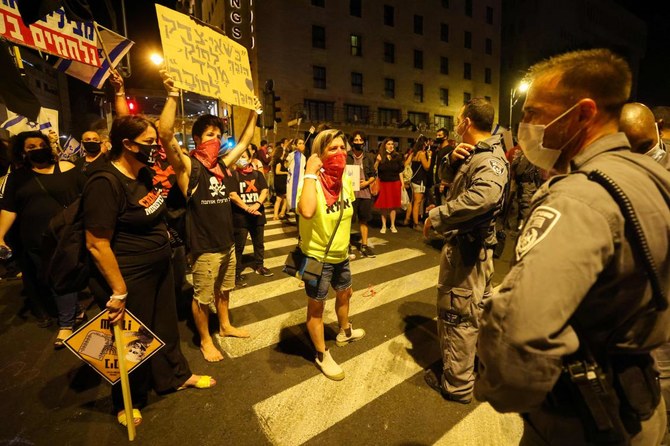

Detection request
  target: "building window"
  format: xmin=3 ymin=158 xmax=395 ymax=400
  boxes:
xmin=304 ymin=99 xmax=334 ymax=121
xmin=464 ymin=31 xmax=472 ymax=49
xmin=442 ymin=0 xmax=449 ymax=7
xmin=440 ymin=23 xmax=449 ymax=42
xmin=384 ymin=78 xmax=395 ymax=98
xmin=312 ymin=25 xmax=325 ymax=49
xmin=486 ymin=6 xmax=494 ymax=24
xmin=464 ymin=92 xmax=471 ymax=104
xmin=350 ymin=0 xmax=362 ymax=17
xmin=313 ymin=66 xmax=326 ymax=89
xmin=434 ymin=114 xmax=454 ymax=131
xmin=485 ymin=38 xmax=492 ymax=55
xmin=378 ymin=107 xmax=401 ymax=126
xmin=351 ymin=72 xmax=363 ymax=94
xmin=384 ymin=42 xmax=395 ymax=63
xmin=485 ymin=67 xmax=492 ymax=84
xmin=414 ymin=15 xmax=423 ymax=35
xmin=440 ymin=88 xmax=449 ymax=106
xmin=311 ymin=0 xmax=325 ymax=6
xmin=351 ymin=34 xmax=362 ymax=56
xmin=408 ymin=111 xmax=429 ymax=125
xmin=485 ymin=95 xmax=492 ymax=102
xmin=414 ymin=49 xmax=424 ymax=69
xmin=464 ymin=62 xmax=471 ymax=80
xmin=345 ymin=104 xmax=369 ymax=123
xmin=384 ymin=5 xmax=394 ymax=26
xmin=465 ymin=0 xmax=473 ymax=17
xmin=440 ymin=56 xmax=449 ymax=75
xmin=414 ymin=83 xmax=424 ymax=102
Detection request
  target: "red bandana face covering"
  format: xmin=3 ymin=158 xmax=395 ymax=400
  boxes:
xmin=191 ymin=138 xmax=224 ymax=182
xmin=319 ymin=151 xmax=347 ymax=206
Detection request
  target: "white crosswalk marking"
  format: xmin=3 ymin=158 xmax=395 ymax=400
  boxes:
xmin=263 ymin=225 xmax=297 ymax=237
xmin=243 ymin=236 xmax=297 ymax=254
xmin=253 ymin=331 xmax=439 ymax=446
xmin=219 ymin=265 xmax=438 ymax=357
xmin=432 ymin=403 xmax=523 ymax=445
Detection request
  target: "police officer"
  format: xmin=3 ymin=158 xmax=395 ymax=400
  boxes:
xmin=422 ymin=98 xmax=509 ymax=404
xmin=474 ymin=48 xmax=670 ymax=445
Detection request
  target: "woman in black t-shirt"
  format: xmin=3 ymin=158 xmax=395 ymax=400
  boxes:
xmin=373 ymin=138 xmax=405 ymax=233
xmin=0 ymin=131 xmax=83 ymax=344
xmin=83 ymin=115 xmax=215 ymax=427
xmin=272 ymin=144 xmax=288 ymax=219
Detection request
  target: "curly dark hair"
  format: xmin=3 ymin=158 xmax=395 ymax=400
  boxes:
xmin=10 ymin=131 xmax=55 ymax=167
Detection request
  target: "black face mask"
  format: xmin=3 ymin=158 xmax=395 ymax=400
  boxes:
xmin=352 ymin=143 xmax=364 ymax=152
xmin=25 ymin=147 xmax=53 ymax=165
xmin=434 ymin=137 xmax=444 ymax=145
xmin=83 ymin=141 xmax=102 ymax=155
xmin=133 ymin=142 xmax=158 ymax=166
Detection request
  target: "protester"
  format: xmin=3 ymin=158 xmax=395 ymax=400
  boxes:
xmin=346 ymin=131 xmax=376 ymax=257
xmin=272 ymin=143 xmax=289 ymax=220
xmin=373 ymin=138 xmax=404 ymax=233
xmin=0 ymin=131 xmax=83 ymax=344
xmin=429 ymin=128 xmax=452 ymax=187
xmin=256 ymin=139 xmax=272 ymax=174
xmin=75 ymin=130 xmax=108 ymax=176
xmin=247 ymin=143 xmax=264 ymax=172
xmin=296 ymin=128 xmax=365 ymax=381
xmin=406 ymin=136 xmax=431 ymax=229
xmin=83 ymin=114 xmax=215 ymax=427
xmin=157 ymin=69 xmax=259 ymax=362
xmin=422 ymin=98 xmax=508 ymax=404
xmin=474 ymin=48 xmax=670 ymax=445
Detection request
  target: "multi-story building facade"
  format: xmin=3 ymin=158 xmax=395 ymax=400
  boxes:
xmin=198 ymin=0 xmax=501 ymax=148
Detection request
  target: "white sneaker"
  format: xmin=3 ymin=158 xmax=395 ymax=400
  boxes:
xmin=315 ymin=350 xmax=345 ymax=381
xmin=336 ymin=323 xmax=366 ymax=347
xmin=380 ymin=226 xmax=387 ymax=234
xmin=390 ymin=226 xmax=398 ymax=233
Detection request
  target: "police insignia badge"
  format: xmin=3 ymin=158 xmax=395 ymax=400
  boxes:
xmin=489 ymin=159 xmax=504 ymax=176
xmin=515 ymin=206 xmax=561 ymax=261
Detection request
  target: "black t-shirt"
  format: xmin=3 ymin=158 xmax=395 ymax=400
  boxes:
xmin=377 ymin=155 xmax=404 ymax=182
xmin=187 ymin=159 xmax=237 ymax=257
xmin=3 ymin=163 xmax=83 ymax=249
xmin=75 ymin=154 xmax=108 ymax=177
xmin=83 ymin=165 xmax=168 ymax=256
xmin=232 ymin=168 xmax=268 ymax=227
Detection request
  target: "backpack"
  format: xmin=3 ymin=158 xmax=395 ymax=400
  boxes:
xmin=41 ymin=171 xmax=122 ymax=294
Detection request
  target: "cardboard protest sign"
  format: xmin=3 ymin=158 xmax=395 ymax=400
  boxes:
xmin=156 ymin=4 xmax=255 ymax=109
xmin=0 ymin=4 xmax=100 ymax=67
xmin=65 ymin=309 xmax=164 ymax=385
xmin=345 ymin=165 xmax=361 ymax=192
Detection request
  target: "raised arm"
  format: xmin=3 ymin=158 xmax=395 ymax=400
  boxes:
xmin=221 ymin=97 xmax=262 ymax=168
xmin=109 ymin=70 xmax=130 ymax=117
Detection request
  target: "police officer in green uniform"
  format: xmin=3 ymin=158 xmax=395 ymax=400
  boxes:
xmin=475 ymin=49 xmax=670 ymax=445
xmin=423 ymin=98 xmax=509 ymax=404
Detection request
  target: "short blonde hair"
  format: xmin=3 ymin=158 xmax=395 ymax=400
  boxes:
xmin=311 ymin=128 xmax=344 ymax=157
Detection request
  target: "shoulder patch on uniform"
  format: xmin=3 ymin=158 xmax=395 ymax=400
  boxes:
xmin=488 ymin=159 xmax=505 ymax=176
xmin=515 ymin=206 xmax=561 ymax=261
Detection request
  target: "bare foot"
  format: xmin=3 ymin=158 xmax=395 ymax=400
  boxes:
xmin=200 ymin=340 xmax=224 ymax=362
xmin=178 ymin=374 xmax=217 ymax=390
xmin=220 ymin=326 xmax=250 ymax=338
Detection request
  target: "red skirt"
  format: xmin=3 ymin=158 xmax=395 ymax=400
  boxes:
xmin=374 ymin=180 xmax=401 ymax=209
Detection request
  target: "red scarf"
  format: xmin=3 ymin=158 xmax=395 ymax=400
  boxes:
xmin=238 ymin=165 xmax=254 ymax=175
xmin=190 ymin=138 xmax=225 ymax=182
xmin=319 ymin=151 xmax=346 ymax=206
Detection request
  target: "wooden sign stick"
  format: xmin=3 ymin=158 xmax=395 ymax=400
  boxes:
xmin=113 ymin=321 xmax=136 ymax=441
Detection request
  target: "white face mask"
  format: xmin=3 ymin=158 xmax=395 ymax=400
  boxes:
xmin=645 ymin=123 xmax=667 ymax=163
xmin=453 ymin=120 xmax=466 ymax=144
xmin=517 ymin=102 xmax=582 ymax=171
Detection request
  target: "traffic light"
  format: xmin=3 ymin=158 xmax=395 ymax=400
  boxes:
xmin=273 ymin=93 xmax=281 ymax=123
xmin=262 ymin=89 xmax=282 ymax=128
xmin=127 ymin=98 xmax=138 ymax=114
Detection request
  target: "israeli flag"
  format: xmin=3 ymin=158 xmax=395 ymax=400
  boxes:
xmin=60 ymin=136 xmax=82 ymax=161
xmin=1 ymin=108 xmax=58 ymax=136
xmin=286 ymin=150 xmax=306 ymax=210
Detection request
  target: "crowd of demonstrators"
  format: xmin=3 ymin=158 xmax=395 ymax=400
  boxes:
xmin=157 ymin=68 xmax=259 ymax=363
xmin=0 ymin=131 xmax=84 ymax=346
xmin=230 ymin=147 xmax=273 ymax=286
xmin=83 ymin=114 xmax=215 ymax=427
xmin=346 ymin=130 xmax=376 ymax=258
xmin=296 ymin=128 xmax=365 ymax=380
xmin=405 ymin=136 xmax=431 ymax=230
xmin=272 ymin=139 xmax=289 ymax=220
xmin=373 ymin=138 xmax=404 ymax=233
xmin=422 ymin=98 xmax=509 ymax=405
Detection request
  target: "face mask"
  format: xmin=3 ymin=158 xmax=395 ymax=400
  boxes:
xmin=133 ymin=142 xmax=158 ymax=166
xmin=434 ymin=137 xmax=444 ymax=145
xmin=517 ymin=102 xmax=582 ymax=171
xmin=322 ymin=151 xmax=347 ymax=178
xmin=236 ymin=158 xmax=249 ymax=168
xmin=385 ymin=146 xmax=394 ymax=154
xmin=352 ymin=143 xmax=364 ymax=152
xmin=26 ymin=147 xmax=53 ymax=165
xmin=645 ymin=124 xmax=667 ymax=163
xmin=83 ymin=141 xmax=102 ymax=155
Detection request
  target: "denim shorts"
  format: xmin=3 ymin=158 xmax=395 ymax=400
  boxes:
xmin=304 ymin=259 xmax=352 ymax=301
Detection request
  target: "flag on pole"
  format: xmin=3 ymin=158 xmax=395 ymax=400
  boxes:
xmin=54 ymin=24 xmax=134 ymax=89
xmin=60 ymin=136 xmax=81 ymax=161
xmin=1 ymin=107 xmax=58 ymax=136
xmin=286 ymin=150 xmax=306 ymax=211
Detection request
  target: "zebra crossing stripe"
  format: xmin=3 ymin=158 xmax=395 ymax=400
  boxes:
xmin=263 ymin=226 xmax=298 ymax=237
xmin=243 ymin=236 xmax=298 ymax=254
xmin=230 ymin=248 xmax=426 ymax=310
xmin=253 ymin=330 xmax=440 ymax=446
xmin=432 ymin=403 xmax=523 ymax=445
xmin=219 ymin=265 xmax=439 ymax=358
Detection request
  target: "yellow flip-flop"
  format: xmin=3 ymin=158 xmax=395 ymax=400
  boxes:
xmin=117 ymin=408 xmax=142 ymax=427
xmin=178 ymin=375 xmax=216 ymax=390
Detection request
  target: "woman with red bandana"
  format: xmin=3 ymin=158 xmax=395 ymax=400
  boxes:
xmin=297 ymin=129 xmax=366 ymax=381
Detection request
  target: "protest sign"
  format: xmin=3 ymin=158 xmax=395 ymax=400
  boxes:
xmin=0 ymin=4 xmax=100 ymax=67
xmin=156 ymin=4 xmax=255 ymax=109
xmin=65 ymin=309 xmax=164 ymax=385
xmin=345 ymin=165 xmax=361 ymax=192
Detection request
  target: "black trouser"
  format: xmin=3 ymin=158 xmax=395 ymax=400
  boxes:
xmin=234 ymin=224 xmax=265 ymax=275
xmin=89 ymin=243 xmax=192 ymax=411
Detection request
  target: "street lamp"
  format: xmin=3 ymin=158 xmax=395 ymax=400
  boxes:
xmin=509 ymin=80 xmax=530 ymax=129
xmin=149 ymin=53 xmax=164 ymax=66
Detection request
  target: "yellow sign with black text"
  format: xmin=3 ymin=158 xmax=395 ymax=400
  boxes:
xmin=64 ymin=309 xmax=164 ymax=385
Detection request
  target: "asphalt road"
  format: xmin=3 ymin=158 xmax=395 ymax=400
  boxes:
xmin=0 ymin=213 xmax=523 ymax=446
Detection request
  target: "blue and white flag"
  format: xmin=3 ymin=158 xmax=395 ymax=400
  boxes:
xmin=60 ymin=136 xmax=82 ymax=161
xmin=286 ymin=150 xmax=306 ymax=210
xmin=54 ymin=25 xmax=134 ymax=89
xmin=1 ymin=107 xmax=58 ymax=136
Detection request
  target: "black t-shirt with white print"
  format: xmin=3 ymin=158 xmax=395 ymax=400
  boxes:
xmin=232 ymin=168 xmax=268 ymax=227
